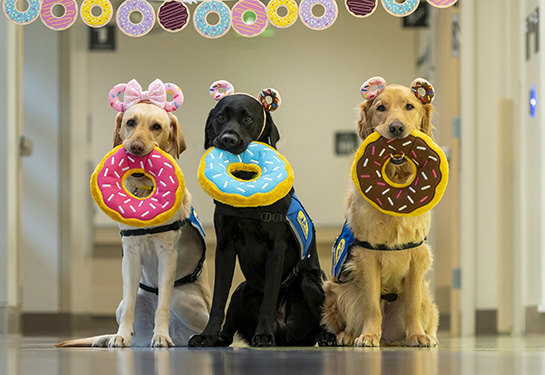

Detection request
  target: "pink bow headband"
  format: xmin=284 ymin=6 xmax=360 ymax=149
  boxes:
xmin=108 ymin=79 xmax=184 ymax=112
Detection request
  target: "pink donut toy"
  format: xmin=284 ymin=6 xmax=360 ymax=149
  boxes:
xmin=116 ymin=0 xmax=155 ymax=37
xmin=231 ymin=0 xmax=268 ymax=37
xmin=345 ymin=0 xmax=377 ymax=18
xmin=299 ymin=0 xmax=338 ymax=30
xmin=3 ymin=0 xmax=41 ymax=25
xmin=109 ymin=79 xmax=184 ymax=113
xmin=91 ymin=145 xmax=185 ymax=227
xmin=40 ymin=0 xmax=78 ymax=30
xmin=426 ymin=0 xmax=457 ymax=7
xmin=80 ymin=0 xmax=113 ymax=27
xmin=158 ymin=0 xmax=190 ymax=32
xmin=209 ymin=80 xmax=235 ymax=100
xmin=360 ymin=76 xmax=386 ymax=100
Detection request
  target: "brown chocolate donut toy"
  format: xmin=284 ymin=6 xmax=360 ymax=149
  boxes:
xmin=351 ymin=129 xmax=448 ymax=216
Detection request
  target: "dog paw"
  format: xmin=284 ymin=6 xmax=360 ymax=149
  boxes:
xmin=188 ymin=334 xmax=218 ymax=347
xmin=336 ymin=331 xmax=355 ymax=346
xmin=251 ymin=334 xmax=275 ymax=347
xmin=215 ymin=332 xmax=233 ymax=347
xmin=355 ymin=334 xmax=381 ymax=347
xmin=408 ymin=334 xmax=438 ymax=347
xmin=317 ymin=331 xmax=338 ymax=347
xmin=151 ymin=334 xmax=174 ymax=348
xmin=108 ymin=335 xmax=131 ymax=348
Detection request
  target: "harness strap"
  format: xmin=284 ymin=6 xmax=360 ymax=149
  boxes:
xmin=120 ymin=219 xmax=189 ymax=237
xmin=352 ymin=238 xmax=426 ymax=251
xmin=139 ymin=249 xmax=206 ymax=295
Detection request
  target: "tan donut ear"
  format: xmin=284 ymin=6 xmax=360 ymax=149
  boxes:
xmin=258 ymin=88 xmax=281 ymax=112
xmin=360 ymin=76 xmax=386 ymax=100
xmin=410 ymin=78 xmax=435 ymax=104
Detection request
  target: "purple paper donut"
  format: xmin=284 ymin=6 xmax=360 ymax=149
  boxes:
xmin=299 ymin=0 xmax=338 ymax=30
xmin=158 ymin=0 xmax=190 ymax=32
xmin=40 ymin=0 xmax=78 ymax=30
xmin=116 ymin=0 xmax=155 ymax=37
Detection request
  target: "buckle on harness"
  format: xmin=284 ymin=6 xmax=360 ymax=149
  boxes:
xmin=260 ymin=212 xmax=284 ymax=223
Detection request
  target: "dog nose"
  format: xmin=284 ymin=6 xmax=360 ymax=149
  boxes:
xmin=129 ymin=140 xmax=145 ymax=154
xmin=389 ymin=122 xmax=405 ymax=137
xmin=220 ymin=133 xmax=239 ymax=148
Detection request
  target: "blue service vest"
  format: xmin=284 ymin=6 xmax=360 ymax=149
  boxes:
xmin=188 ymin=206 xmax=206 ymax=247
xmin=287 ymin=194 xmax=314 ymax=260
xmin=331 ymin=221 xmax=355 ymax=279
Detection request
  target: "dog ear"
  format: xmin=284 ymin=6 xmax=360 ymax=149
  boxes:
xmin=356 ymin=101 xmax=374 ymax=140
xmin=167 ymin=113 xmax=186 ymax=159
xmin=204 ymin=109 xmax=216 ymax=149
xmin=420 ymin=103 xmax=435 ymax=137
xmin=113 ymin=112 xmax=124 ymax=148
xmin=258 ymin=112 xmax=280 ymax=148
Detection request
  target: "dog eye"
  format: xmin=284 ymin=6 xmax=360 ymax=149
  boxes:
xmin=406 ymin=103 xmax=414 ymax=110
xmin=152 ymin=123 xmax=162 ymax=131
xmin=377 ymin=105 xmax=386 ymax=112
xmin=126 ymin=119 xmax=136 ymax=127
xmin=217 ymin=114 xmax=225 ymax=121
xmin=243 ymin=116 xmax=253 ymax=123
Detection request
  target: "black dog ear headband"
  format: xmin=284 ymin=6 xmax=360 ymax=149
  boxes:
xmin=209 ymin=80 xmax=282 ymax=112
xmin=360 ymin=76 xmax=435 ymax=104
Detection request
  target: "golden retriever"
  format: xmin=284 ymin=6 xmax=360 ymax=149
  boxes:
xmin=57 ymin=102 xmax=212 ymax=348
xmin=321 ymin=78 xmax=439 ymax=347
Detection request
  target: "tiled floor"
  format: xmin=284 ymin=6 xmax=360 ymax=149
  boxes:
xmin=2 ymin=335 xmax=545 ymax=375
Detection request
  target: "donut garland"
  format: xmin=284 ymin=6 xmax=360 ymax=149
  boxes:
xmin=198 ymin=142 xmax=294 ymax=207
xmin=91 ymin=145 xmax=185 ymax=227
xmin=352 ymin=130 xmax=448 ymax=217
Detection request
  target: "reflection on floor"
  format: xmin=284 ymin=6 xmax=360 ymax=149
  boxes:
xmin=2 ymin=335 xmax=545 ymax=375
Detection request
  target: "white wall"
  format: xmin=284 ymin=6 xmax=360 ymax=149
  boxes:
xmin=88 ymin=4 xmax=419 ymax=227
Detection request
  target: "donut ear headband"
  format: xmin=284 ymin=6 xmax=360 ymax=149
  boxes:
xmin=109 ymin=78 xmax=184 ymax=112
xmin=209 ymin=80 xmax=282 ymax=112
xmin=360 ymin=76 xmax=435 ymax=104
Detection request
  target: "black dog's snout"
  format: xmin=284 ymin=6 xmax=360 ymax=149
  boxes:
xmin=219 ymin=133 xmax=239 ymax=148
xmin=389 ymin=122 xmax=405 ymax=137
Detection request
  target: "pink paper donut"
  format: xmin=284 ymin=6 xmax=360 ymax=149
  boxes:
xmin=91 ymin=145 xmax=185 ymax=227
xmin=426 ymin=0 xmax=457 ymax=7
xmin=299 ymin=0 xmax=338 ymax=30
xmin=231 ymin=0 xmax=268 ymax=37
xmin=158 ymin=0 xmax=190 ymax=32
xmin=116 ymin=0 xmax=155 ymax=37
xmin=40 ymin=0 xmax=78 ymax=30
xmin=345 ymin=0 xmax=377 ymax=18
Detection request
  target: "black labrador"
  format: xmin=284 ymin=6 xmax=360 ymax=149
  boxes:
xmin=188 ymin=92 xmax=325 ymax=347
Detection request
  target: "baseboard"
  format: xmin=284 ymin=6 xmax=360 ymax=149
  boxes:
xmin=0 ymin=305 xmax=20 ymax=334
xmin=525 ymin=306 xmax=545 ymax=334
xmin=21 ymin=313 xmax=117 ymax=336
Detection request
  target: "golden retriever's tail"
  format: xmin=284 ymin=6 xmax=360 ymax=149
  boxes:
xmin=55 ymin=335 xmax=114 ymax=348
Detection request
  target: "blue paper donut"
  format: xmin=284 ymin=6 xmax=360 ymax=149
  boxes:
xmin=198 ymin=142 xmax=294 ymax=207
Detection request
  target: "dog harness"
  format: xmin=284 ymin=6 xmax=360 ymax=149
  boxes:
xmin=120 ymin=206 xmax=206 ymax=295
xmin=331 ymin=221 xmax=425 ymax=302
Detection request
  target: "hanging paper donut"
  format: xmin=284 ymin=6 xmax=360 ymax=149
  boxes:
xmin=193 ymin=0 xmax=231 ymax=39
xmin=231 ymin=0 xmax=268 ymax=37
xmin=158 ymin=0 xmax=190 ymax=33
xmin=381 ymin=0 xmax=419 ymax=17
xmin=426 ymin=0 xmax=457 ymax=8
xmin=266 ymin=0 xmax=298 ymax=28
xmin=80 ymin=0 xmax=113 ymax=27
xmin=116 ymin=0 xmax=156 ymax=37
xmin=3 ymin=0 xmax=41 ymax=25
xmin=345 ymin=0 xmax=377 ymax=18
xmin=40 ymin=0 xmax=78 ymax=30
xmin=299 ymin=0 xmax=338 ymax=30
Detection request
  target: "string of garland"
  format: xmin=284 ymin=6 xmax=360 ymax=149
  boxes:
xmin=2 ymin=0 xmax=457 ymax=37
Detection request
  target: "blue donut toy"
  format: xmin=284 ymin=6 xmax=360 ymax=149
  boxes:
xmin=198 ymin=142 xmax=295 ymax=207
